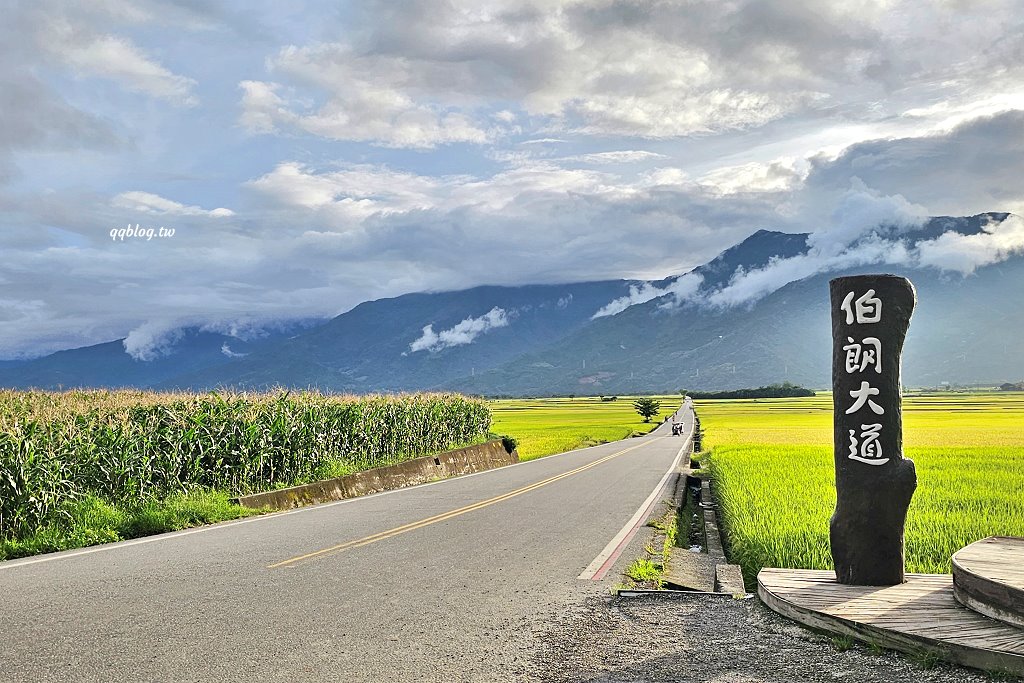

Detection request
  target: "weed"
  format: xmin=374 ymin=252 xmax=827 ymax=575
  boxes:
xmin=910 ymin=649 xmax=943 ymax=670
xmin=625 ymin=557 xmax=663 ymax=586
xmin=830 ymin=635 xmax=855 ymax=652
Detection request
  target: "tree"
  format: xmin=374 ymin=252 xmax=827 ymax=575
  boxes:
xmin=633 ymin=397 xmax=661 ymax=422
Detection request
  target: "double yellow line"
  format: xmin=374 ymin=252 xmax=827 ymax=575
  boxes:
xmin=268 ymin=438 xmax=658 ymax=569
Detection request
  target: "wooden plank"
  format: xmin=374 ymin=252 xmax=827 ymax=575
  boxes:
xmin=758 ymin=568 xmax=1024 ymax=675
xmin=953 ymin=536 xmax=1024 ymax=628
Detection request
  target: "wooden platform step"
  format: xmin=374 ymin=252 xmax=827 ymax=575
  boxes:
xmin=758 ymin=568 xmax=1024 ymax=676
xmin=953 ymin=536 xmax=1024 ymax=628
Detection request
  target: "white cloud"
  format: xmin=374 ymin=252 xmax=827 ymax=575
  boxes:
xmin=220 ymin=342 xmax=247 ymax=358
xmin=807 ymin=181 xmax=927 ymax=254
xmin=232 ymin=1 xmax=838 ymax=146
xmin=3 ymin=1 xmax=1024 ymax=360
xmin=916 ymin=214 xmax=1024 ymax=274
xmin=593 ymin=273 xmax=704 ymax=318
xmin=122 ymin=320 xmax=184 ymax=361
xmin=520 ymin=138 xmax=567 ymax=145
xmin=238 ymin=81 xmax=289 ymax=134
xmin=409 ymin=307 xmax=510 ymax=353
xmin=238 ymin=46 xmax=492 ymax=148
xmin=112 ymin=191 xmax=234 ymax=217
xmin=704 ymin=185 xmax=926 ymax=307
xmin=45 ymin=18 xmax=197 ymax=105
xmin=698 ymin=159 xmax=806 ymax=195
xmin=560 ymin=151 xmax=668 ymax=165
xmin=235 ymin=0 xmax=1024 ymax=148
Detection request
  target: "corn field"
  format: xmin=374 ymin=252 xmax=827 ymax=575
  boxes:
xmin=0 ymin=389 xmax=491 ymax=540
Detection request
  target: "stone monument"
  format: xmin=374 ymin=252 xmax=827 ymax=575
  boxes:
xmin=829 ymin=274 xmax=918 ymax=585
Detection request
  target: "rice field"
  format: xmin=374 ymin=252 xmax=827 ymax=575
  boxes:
xmin=490 ymin=395 xmax=682 ymax=460
xmin=700 ymin=392 xmax=1024 ymax=583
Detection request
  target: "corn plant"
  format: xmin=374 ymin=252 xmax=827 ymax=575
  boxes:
xmin=0 ymin=389 xmax=491 ymax=540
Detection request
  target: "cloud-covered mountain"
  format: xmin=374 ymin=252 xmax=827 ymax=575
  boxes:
xmin=4 ymin=2 xmax=1024 ymax=363
xmin=2 ymin=213 xmax=1020 ymax=395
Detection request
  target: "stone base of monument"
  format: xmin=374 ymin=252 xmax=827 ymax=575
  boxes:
xmin=757 ymin=550 xmax=1024 ymax=676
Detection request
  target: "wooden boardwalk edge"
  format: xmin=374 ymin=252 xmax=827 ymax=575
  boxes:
xmin=952 ymin=536 xmax=1024 ymax=629
xmin=757 ymin=571 xmax=1024 ymax=677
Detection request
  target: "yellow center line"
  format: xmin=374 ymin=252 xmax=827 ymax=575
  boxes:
xmin=268 ymin=438 xmax=660 ymax=569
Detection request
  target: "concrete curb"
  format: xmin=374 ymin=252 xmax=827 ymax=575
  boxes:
xmin=236 ymin=440 xmax=519 ymax=511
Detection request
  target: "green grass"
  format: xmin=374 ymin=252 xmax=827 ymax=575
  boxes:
xmin=624 ymin=557 xmax=664 ymax=585
xmin=700 ymin=392 xmax=1024 ymax=583
xmin=0 ymin=490 xmax=264 ymax=561
xmin=490 ymin=395 xmax=681 ymax=460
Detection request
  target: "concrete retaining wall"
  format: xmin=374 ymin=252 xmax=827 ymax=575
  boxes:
xmin=236 ymin=440 xmax=519 ymax=511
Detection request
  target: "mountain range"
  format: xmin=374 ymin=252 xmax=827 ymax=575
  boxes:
xmin=3 ymin=213 xmax=1021 ymax=395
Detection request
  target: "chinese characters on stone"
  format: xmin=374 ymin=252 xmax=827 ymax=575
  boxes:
xmin=842 ymin=289 xmax=888 ymax=466
xmin=843 ymin=337 xmax=881 ymax=373
xmin=840 ymin=289 xmax=882 ymax=324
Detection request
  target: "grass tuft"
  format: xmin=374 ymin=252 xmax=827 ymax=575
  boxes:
xmin=625 ymin=557 xmax=663 ymax=585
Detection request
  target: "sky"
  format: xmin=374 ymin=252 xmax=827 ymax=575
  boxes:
xmin=2 ymin=0 xmax=1024 ymax=359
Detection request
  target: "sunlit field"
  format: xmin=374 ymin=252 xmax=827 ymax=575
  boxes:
xmin=700 ymin=393 xmax=1024 ymax=583
xmin=490 ymin=395 xmax=683 ymax=461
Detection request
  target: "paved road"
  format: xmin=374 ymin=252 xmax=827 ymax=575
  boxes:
xmin=0 ymin=401 xmax=694 ymax=682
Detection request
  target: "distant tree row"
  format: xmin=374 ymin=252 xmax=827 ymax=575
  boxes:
xmin=681 ymin=382 xmax=815 ymax=400
xmin=1000 ymin=382 xmax=1024 ymax=391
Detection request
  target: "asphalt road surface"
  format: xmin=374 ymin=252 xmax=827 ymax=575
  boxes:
xmin=0 ymin=401 xmax=694 ymax=683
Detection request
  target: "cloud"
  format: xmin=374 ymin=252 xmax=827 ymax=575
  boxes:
xmin=3 ymin=1 xmax=1024 ymax=360
xmin=0 ymin=9 xmax=124 ymax=181
xmin=248 ymin=162 xmax=443 ymax=215
xmin=112 ymin=191 xmax=234 ymax=217
xmin=560 ymin=151 xmax=668 ymax=165
xmin=520 ymin=138 xmax=567 ymax=145
xmin=238 ymin=65 xmax=490 ymax=148
xmin=0 ymin=74 xmax=122 ymax=182
xmin=123 ymin=317 xmax=306 ymax=361
xmin=122 ymin=320 xmax=185 ymax=361
xmin=704 ymin=184 xmax=927 ymax=307
xmin=698 ymin=160 xmax=806 ymax=195
xmin=592 ymin=273 xmax=703 ymax=318
xmin=220 ymin=342 xmax=247 ymax=358
xmin=805 ymin=110 xmax=1024 ymax=218
xmin=231 ymin=1 xmax=835 ymax=146
xmin=409 ymin=307 xmax=510 ymax=353
xmin=236 ymin=0 xmax=1024 ymax=147
xmin=916 ymin=214 xmax=1024 ymax=274
xmin=51 ymin=29 xmax=198 ymax=105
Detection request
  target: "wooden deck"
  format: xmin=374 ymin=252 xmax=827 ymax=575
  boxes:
xmin=953 ymin=536 xmax=1024 ymax=628
xmin=758 ymin=568 xmax=1024 ymax=676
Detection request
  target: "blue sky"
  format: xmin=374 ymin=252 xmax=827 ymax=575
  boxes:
xmin=2 ymin=0 xmax=1024 ymax=358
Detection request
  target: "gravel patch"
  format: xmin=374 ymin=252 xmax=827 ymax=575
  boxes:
xmin=526 ymin=592 xmax=1007 ymax=683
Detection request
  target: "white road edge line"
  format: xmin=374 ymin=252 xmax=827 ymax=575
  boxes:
xmin=578 ymin=404 xmax=694 ymax=581
xmin=0 ymin=426 xmax=665 ymax=571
